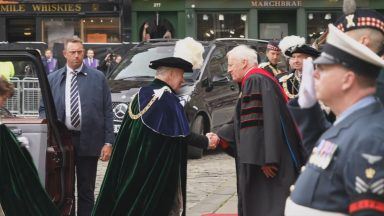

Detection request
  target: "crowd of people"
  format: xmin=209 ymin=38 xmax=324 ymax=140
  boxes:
xmin=0 ymin=0 xmax=383 ymax=215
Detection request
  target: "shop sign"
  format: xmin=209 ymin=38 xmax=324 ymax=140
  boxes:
xmin=0 ymin=3 xmax=81 ymax=12
xmin=0 ymin=3 xmax=117 ymax=14
xmin=251 ymin=0 xmax=303 ymax=7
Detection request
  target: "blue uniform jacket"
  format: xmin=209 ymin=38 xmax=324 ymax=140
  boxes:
xmin=288 ymin=98 xmax=384 ymax=215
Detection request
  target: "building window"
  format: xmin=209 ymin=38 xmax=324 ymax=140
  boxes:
xmin=42 ymin=18 xmax=80 ymax=48
xmin=82 ymin=17 xmax=120 ymax=43
xmin=307 ymin=11 xmax=342 ymax=43
xmin=42 ymin=17 xmax=120 ymax=47
xmin=7 ymin=18 xmax=36 ymax=42
xmin=196 ymin=13 xmax=247 ymax=41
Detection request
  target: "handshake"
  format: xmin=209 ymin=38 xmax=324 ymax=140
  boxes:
xmin=205 ymin=132 xmax=220 ymax=150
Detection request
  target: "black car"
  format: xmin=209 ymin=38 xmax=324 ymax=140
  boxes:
xmin=108 ymin=38 xmax=268 ymax=158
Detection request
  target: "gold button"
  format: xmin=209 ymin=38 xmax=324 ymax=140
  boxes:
xmin=290 ymin=185 xmax=295 ymax=192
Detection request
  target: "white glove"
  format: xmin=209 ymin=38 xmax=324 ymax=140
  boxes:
xmin=298 ymin=58 xmax=317 ymax=108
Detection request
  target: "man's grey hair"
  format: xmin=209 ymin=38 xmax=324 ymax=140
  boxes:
xmin=227 ymin=45 xmax=258 ymax=66
xmin=346 ymin=28 xmax=384 ymax=53
xmin=155 ymin=66 xmax=174 ymax=77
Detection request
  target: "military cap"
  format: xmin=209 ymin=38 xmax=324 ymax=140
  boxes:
xmin=267 ymin=40 xmax=281 ymax=51
xmin=335 ymin=9 xmax=384 ymax=35
xmin=314 ymin=24 xmax=384 ymax=77
xmin=335 ymin=0 xmax=384 ymax=34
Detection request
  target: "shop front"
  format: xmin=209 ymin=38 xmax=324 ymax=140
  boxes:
xmin=131 ymin=0 xmax=186 ymax=42
xmin=132 ymin=0 xmax=384 ymax=42
xmin=0 ymin=1 xmax=121 ymax=47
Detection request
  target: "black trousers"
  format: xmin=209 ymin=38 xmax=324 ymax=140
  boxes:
xmin=71 ymin=131 xmax=99 ymax=216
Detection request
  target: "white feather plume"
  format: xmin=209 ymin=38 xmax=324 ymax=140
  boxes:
xmin=278 ymin=35 xmax=306 ymax=57
xmin=343 ymin=0 xmax=356 ymax=15
xmin=173 ymin=37 xmax=204 ymax=69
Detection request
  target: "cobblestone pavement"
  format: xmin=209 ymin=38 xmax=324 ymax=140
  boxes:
xmin=95 ymin=151 xmax=236 ymax=215
xmin=0 ymin=152 xmax=235 ymax=216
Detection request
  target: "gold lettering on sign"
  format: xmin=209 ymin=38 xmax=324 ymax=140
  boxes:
xmin=31 ymin=4 xmax=82 ymax=12
xmin=0 ymin=4 xmax=26 ymax=12
xmin=251 ymin=0 xmax=302 ymax=7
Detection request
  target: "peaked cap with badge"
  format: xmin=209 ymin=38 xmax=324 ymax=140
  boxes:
xmin=314 ymin=24 xmax=384 ymax=77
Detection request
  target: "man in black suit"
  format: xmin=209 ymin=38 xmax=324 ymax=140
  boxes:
xmin=39 ymin=37 xmax=114 ymax=216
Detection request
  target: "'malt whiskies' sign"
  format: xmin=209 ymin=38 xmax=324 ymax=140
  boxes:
xmin=251 ymin=0 xmax=303 ymax=7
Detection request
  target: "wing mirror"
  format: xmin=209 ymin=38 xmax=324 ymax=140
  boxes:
xmin=212 ymin=75 xmax=230 ymax=85
xmin=202 ymin=77 xmax=213 ymax=92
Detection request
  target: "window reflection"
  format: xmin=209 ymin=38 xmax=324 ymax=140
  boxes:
xmin=307 ymin=11 xmax=342 ymax=44
xmin=197 ymin=13 xmax=247 ymax=40
xmin=42 ymin=17 xmax=120 ymax=47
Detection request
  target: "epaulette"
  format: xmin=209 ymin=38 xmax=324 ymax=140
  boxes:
xmin=258 ymin=62 xmax=270 ymax=68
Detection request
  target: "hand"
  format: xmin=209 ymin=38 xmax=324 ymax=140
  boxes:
xmin=104 ymin=53 xmax=111 ymax=61
xmin=298 ymin=57 xmax=317 ymax=108
xmin=261 ymin=165 xmax=278 ymax=178
xmin=206 ymin=132 xmax=220 ymax=150
xmin=100 ymin=144 xmax=112 ymax=162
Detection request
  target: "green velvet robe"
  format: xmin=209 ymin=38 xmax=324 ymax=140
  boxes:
xmin=93 ymin=88 xmax=189 ymax=216
xmin=0 ymin=124 xmax=59 ymax=216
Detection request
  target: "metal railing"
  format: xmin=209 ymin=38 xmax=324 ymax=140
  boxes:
xmin=5 ymin=77 xmax=41 ymax=117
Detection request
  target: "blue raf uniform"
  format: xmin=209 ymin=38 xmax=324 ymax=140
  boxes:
xmin=285 ymin=22 xmax=384 ymax=216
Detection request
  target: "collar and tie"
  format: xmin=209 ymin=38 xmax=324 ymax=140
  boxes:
xmin=70 ymin=71 xmax=80 ymax=129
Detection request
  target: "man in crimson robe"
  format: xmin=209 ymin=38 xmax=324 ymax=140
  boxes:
xmin=208 ymin=45 xmax=306 ymax=216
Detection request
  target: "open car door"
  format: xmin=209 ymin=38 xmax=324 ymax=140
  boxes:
xmin=0 ymin=50 xmax=74 ymax=215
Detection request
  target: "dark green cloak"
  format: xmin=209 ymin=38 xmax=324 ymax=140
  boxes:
xmin=93 ymin=86 xmax=188 ymax=216
xmin=0 ymin=124 xmax=59 ymax=216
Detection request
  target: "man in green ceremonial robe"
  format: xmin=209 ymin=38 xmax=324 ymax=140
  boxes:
xmin=92 ymin=37 xmax=216 ymax=216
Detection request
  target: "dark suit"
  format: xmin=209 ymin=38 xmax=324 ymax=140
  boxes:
xmin=286 ymin=98 xmax=384 ymax=215
xmin=39 ymin=65 xmax=114 ymax=215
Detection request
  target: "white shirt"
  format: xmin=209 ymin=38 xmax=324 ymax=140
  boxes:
xmin=65 ymin=64 xmax=84 ymax=130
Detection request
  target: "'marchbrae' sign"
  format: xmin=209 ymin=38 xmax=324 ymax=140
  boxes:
xmin=251 ymin=0 xmax=303 ymax=7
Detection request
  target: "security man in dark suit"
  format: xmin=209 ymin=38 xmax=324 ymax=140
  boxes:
xmin=285 ymin=22 xmax=384 ymax=216
xmin=39 ymin=37 xmax=114 ymax=216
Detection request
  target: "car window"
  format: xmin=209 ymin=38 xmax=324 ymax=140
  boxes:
xmin=110 ymin=46 xmax=174 ymax=80
xmin=208 ymin=47 xmax=228 ymax=78
xmin=2 ymin=59 xmax=41 ymax=117
xmin=109 ymin=45 xmax=209 ymax=82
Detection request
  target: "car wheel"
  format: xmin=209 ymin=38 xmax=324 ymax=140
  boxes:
xmin=187 ymin=115 xmax=204 ymax=159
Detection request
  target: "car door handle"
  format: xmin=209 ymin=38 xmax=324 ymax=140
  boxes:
xmin=17 ymin=136 xmax=30 ymax=149
xmin=11 ymin=128 xmax=23 ymax=136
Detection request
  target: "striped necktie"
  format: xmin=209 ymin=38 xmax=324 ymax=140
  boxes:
xmin=70 ymin=71 xmax=80 ymax=129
